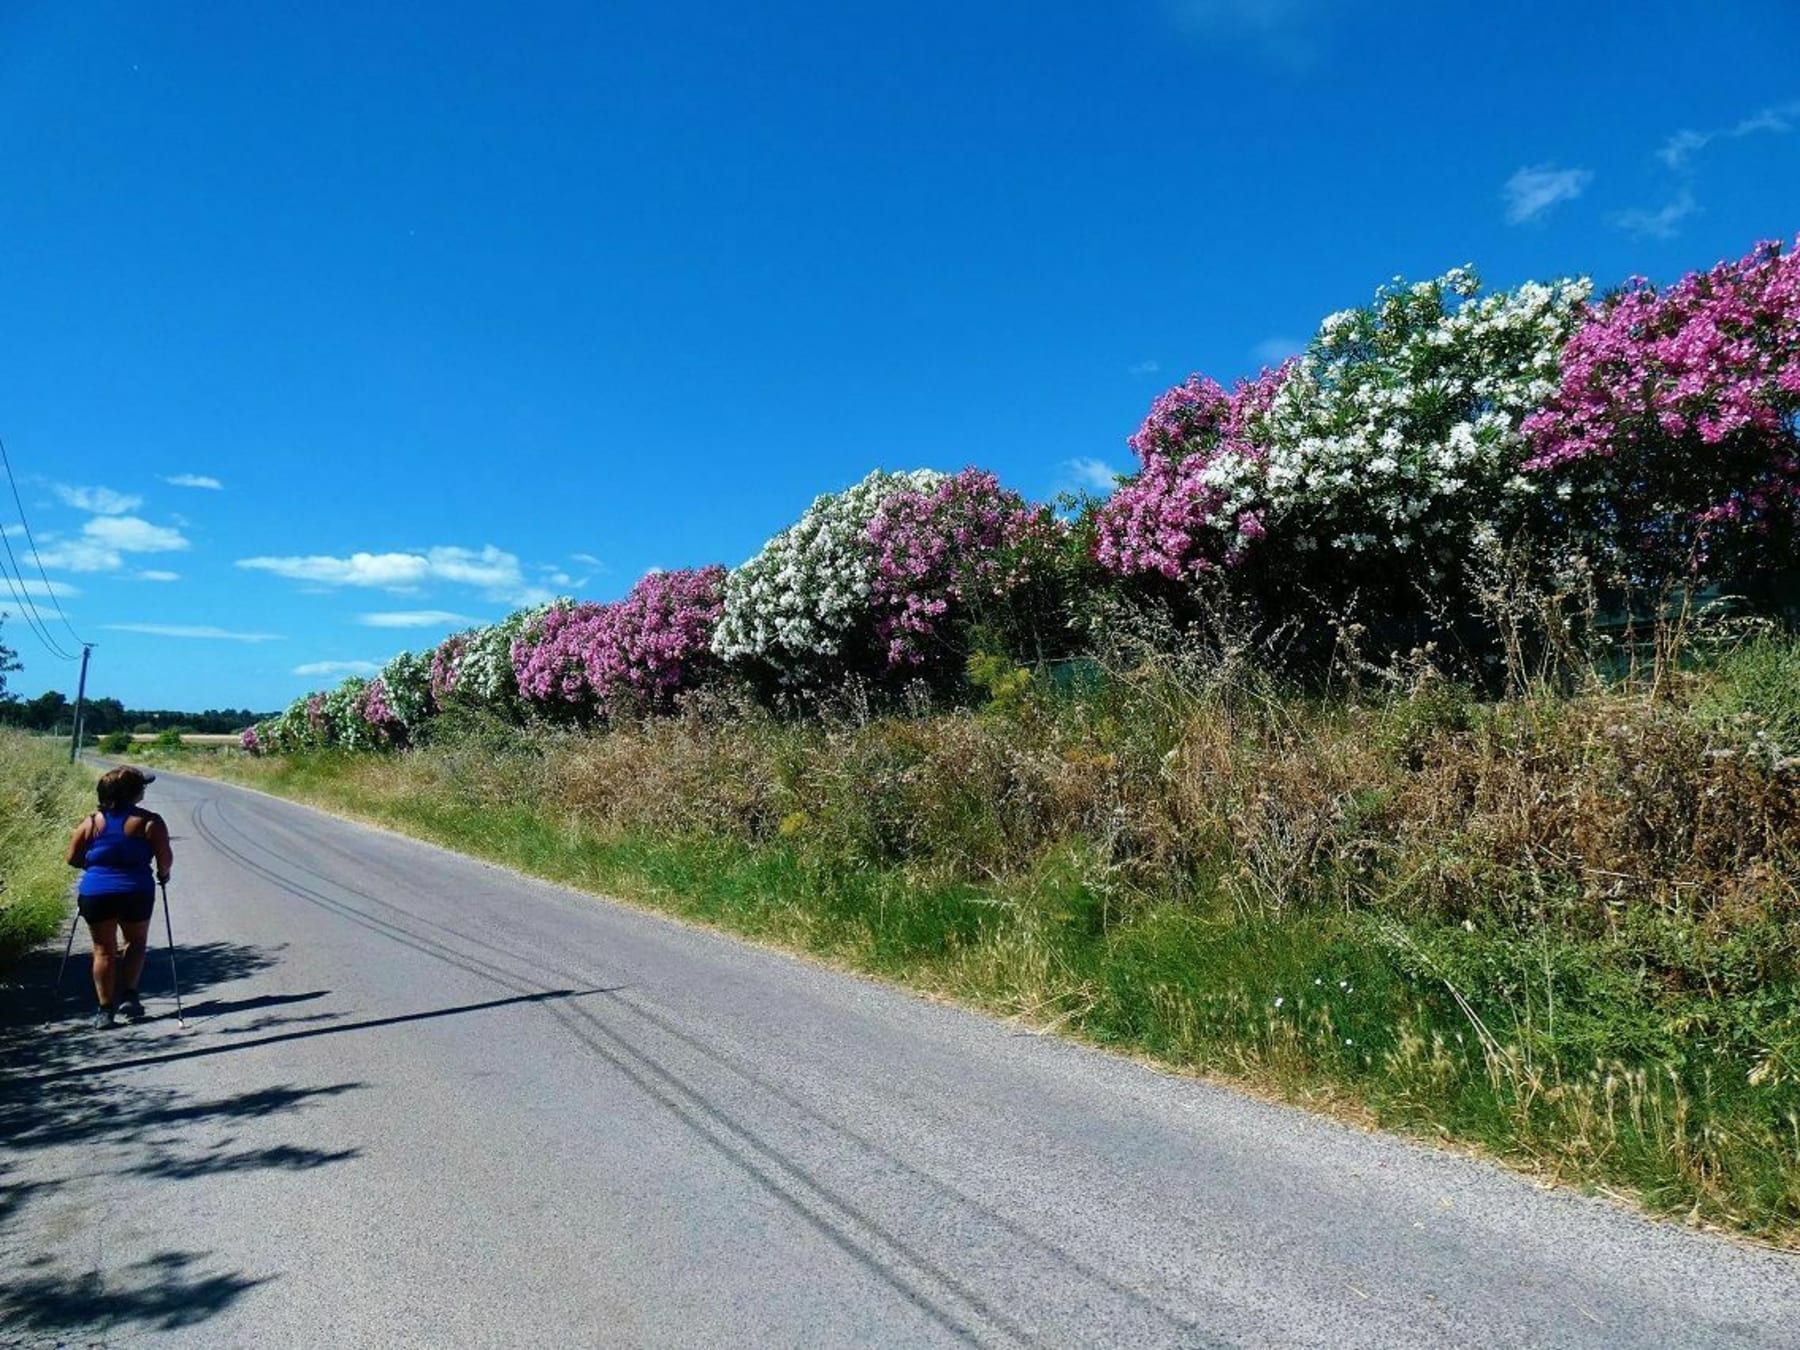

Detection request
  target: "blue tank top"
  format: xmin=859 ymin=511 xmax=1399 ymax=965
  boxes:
xmin=79 ymin=809 xmax=155 ymax=896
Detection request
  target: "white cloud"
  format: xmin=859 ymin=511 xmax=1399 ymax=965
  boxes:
xmin=1502 ymin=164 xmax=1593 ymax=224
xmin=294 ymin=659 xmax=381 ymax=677
xmin=85 ymin=516 xmax=189 ymax=553
xmin=237 ymin=543 xmax=546 ymax=604
xmin=133 ymin=570 xmax=181 ymax=582
xmin=105 ymin=623 xmax=280 ymax=642
xmin=1614 ymin=187 xmax=1699 ymax=240
xmin=1251 ymin=336 xmax=1304 ymax=367
xmin=571 ymin=552 xmax=604 ymax=569
xmin=54 ymin=484 xmax=142 ymax=515
xmin=163 ymin=473 xmax=224 ymax=490
xmin=236 ymin=551 xmax=429 ymax=588
xmin=30 ymin=516 xmax=190 ymax=572
xmin=357 ymin=610 xmax=476 ymax=628
xmin=31 ymin=537 xmax=123 ymax=572
xmin=1061 ymin=457 xmax=1123 ymax=495
xmin=1128 ymin=359 xmax=1162 ymax=377
xmin=424 ymin=545 xmax=527 ymax=592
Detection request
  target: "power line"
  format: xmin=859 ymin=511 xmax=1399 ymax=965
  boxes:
xmin=0 ymin=439 xmax=78 ymax=661
xmin=0 ymin=541 xmax=76 ymax=660
xmin=0 ymin=435 xmax=88 ymax=648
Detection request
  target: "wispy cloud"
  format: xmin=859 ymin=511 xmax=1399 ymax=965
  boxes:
xmin=105 ymin=623 xmax=280 ymax=642
xmin=1658 ymin=100 xmax=1800 ymax=170
xmin=1128 ymin=359 xmax=1162 ymax=377
xmin=1167 ymin=0 xmax=1329 ymax=68
xmin=132 ymin=571 xmax=181 ymax=583
xmin=1502 ymin=164 xmax=1593 ymax=225
xmin=1625 ymin=99 xmax=1798 ymax=239
xmin=33 ymin=517 xmax=190 ymax=572
xmin=3 ymin=577 xmax=80 ymax=599
xmin=357 ymin=610 xmax=476 ymax=628
xmin=1614 ymin=187 xmax=1699 ymax=240
xmin=237 ymin=544 xmax=549 ymax=604
xmin=163 ymin=473 xmax=223 ymax=490
xmin=1059 ymin=457 xmax=1123 ymax=496
xmin=1251 ymin=336 xmax=1305 ymax=367
xmin=53 ymin=484 xmax=141 ymax=515
xmin=294 ymin=659 xmax=381 ymax=677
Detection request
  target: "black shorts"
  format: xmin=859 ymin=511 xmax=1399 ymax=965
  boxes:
xmin=78 ymin=890 xmax=156 ymax=925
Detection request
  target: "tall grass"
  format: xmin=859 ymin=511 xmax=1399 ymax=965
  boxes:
xmin=177 ymin=645 xmax=1800 ymax=1241
xmin=0 ymin=731 xmax=91 ymax=965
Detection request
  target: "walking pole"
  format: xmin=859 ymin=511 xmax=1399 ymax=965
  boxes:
xmin=55 ymin=907 xmax=81 ymax=991
xmin=159 ymin=880 xmax=186 ymax=1027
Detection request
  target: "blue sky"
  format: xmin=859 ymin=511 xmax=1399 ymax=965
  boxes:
xmin=2 ymin=0 xmax=1796 ymax=712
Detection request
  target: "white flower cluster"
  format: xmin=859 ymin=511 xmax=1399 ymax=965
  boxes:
xmin=378 ymin=649 xmax=435 ymax=733
xmin=461 ymin=603 xmax=559 ymax=706
xmin=324 ymin=679 xmax=381 ymax=752
xmin=712 ymin=468 xmax=943 ymax=673
xmin=1232 ymin=269 xmax=1590 ymax=563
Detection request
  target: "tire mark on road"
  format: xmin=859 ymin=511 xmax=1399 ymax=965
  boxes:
xmin=192 ymin=795 xmax=1058 ymax=1349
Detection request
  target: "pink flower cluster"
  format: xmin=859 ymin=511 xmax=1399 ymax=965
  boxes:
xmin=429 ymin=633 xmax=469 ymax=703
xmin=305 ymin=693 xmax=330 ymax=740
xmin=355 ymin=677 xmax=399 ymax=738
xmin=1094 ymin=368 xmax=1286 ymax=578
xmin=240 ymin=726 xmax=261 ymax=754
xmin=1525 ymin=239 xmax=1800 ymax=469
xmin=866 ymin=469 xmax=1059 ymax=666
xmin=1525 ymin=238 xmax=1800 ymax=566
xmin=512 ymin=567 xmax=728 ymax=717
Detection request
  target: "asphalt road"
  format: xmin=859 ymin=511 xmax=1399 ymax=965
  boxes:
xmin=3 ymin=769 xmax=1797 ymax=1348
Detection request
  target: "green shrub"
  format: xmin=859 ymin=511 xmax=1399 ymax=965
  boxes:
xmin=97 ymin=730 xmax=132 ymax=755
xmin=0 ymin=731 xmax=89 ymax=965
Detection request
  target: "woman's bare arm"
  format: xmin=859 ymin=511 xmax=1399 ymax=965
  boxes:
xmin=66 ymin=816 xmax=94 ymax=869
xmin=147 ymin=814 xmax=174 ymax=882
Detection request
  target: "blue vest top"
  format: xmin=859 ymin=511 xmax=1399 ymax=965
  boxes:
xmin=78 ymin=809 xmax=155 ymax=896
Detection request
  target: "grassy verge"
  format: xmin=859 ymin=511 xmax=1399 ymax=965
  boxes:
xmin=0 ymin=731 xmax=92 ymax=967
xmin=158 ymin=655 xmax=1800 ymax=1244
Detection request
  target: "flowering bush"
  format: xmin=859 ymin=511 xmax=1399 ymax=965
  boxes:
xmin=514 ymin=568 xmax=728 ymax=719
xmin=431 ymin=605 xmax=557 ymax=714
xmin=1524 ymin=237 xmax=1800 ymax=581
xmin=1095 ymin=369 xmax=1286 ymax=578
xmin=512 ymin=601 xmax=604 ymax=715
xmin=1261 ymin=270 xmax=1589 ymax=582
xmin=240 ymin=725 xmax=261 ymax=754
xmin=713 ymin=469 xmax=942 ymax=680
xmin=352 ymin=678 xmax=401 ymax=747
xmin=378 ymin=650 xmax=436 ymax=738
xmin=1096 ymin=269 xmax=1590 ymax=610
xmin=583 ymin=566 xmax=727 ymax=709
xmin=867 ymin=469 xmax=1063 ymax=666
xmin=429 ymin=632 xmax=468 ymax=705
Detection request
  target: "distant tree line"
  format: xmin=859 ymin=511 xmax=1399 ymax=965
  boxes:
xmin=0 ymin=688 xmax=269 ymax=736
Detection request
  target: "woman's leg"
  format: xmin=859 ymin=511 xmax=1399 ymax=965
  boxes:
xmin=87 ymin=917 xmax=120 ymax=1007
xmin=118 ymin=919 xmax=152 ymax=1000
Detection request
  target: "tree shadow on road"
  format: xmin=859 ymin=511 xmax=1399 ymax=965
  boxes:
xmin=0 ymin=937 xmax=349 ymax=1342
xmin=0 ymin=1249 xmax=270 ymax=1340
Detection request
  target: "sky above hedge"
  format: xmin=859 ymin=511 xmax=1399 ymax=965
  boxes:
xmin=3 ymin=0 xmax=1797 ymax=710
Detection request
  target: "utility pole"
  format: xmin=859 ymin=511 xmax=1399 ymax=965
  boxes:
xmin=69 ymin=643 xmax=93 ymax=763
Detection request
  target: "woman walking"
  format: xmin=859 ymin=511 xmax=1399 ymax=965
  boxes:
xmin=65 ymin=766 xmax=173 ymax=1028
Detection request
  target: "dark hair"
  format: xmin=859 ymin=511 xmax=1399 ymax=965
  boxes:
xmin=96 ymin=766 xmax=149 ymax=811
